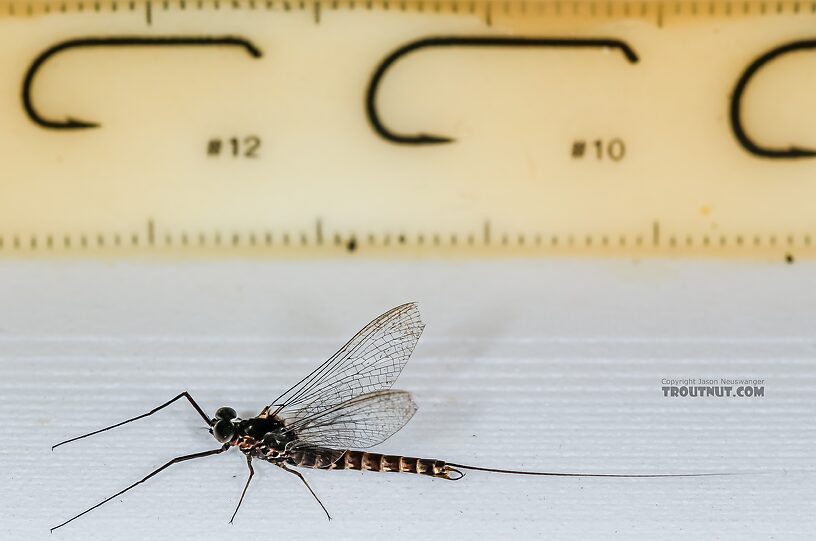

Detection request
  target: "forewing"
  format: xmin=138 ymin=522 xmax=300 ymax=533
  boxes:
xmin=266 ymin=303 xmax=424 ymax=419
xmin=286 ymin=390 xmax=418 ymax=450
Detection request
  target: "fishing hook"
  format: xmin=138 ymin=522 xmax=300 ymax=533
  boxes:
xmin=730 ymin=38 xmax=816 ymax=159
xmin=22 ymin=36 xmax=263 ymax=130
xmin=365 ymin=36 xmax=640 ymax=145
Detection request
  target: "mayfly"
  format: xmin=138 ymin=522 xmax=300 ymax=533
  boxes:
xmin=52 ymin=303 xmax=725 ymax=531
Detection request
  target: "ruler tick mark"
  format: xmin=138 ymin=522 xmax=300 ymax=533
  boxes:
xmin=315 ymin=219 xmax=324 ymax=245
xmin=145 ymin=1 xmax=152 ymax=24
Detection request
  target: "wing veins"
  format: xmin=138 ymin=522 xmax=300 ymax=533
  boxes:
xmin=267 ymin=303 xmax=418 ymax=415
xmin=285 ymin=389 xmax=419 ymax=450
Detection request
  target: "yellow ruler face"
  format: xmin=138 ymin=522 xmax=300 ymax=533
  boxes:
xmin=1 ymin=1 xmax=814 ymax=259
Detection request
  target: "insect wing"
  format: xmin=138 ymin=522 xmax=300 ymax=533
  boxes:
xmin=286 ymin=390 xmax=418 ymax=451
xmin=266 ymin=303 xmax=424 ymax=419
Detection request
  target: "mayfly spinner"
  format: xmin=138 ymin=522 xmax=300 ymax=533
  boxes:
xmin=52 ymin=303 xmax=725 ymax=531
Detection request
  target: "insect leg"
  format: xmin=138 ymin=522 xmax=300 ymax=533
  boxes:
xmin=51 ymin=445 xmax=228 ymax=531
xmin=229 ymin=455 xmax=255 ymax=524
xmin=278 ymin=463 xmax=332 ymax=520
xmin=53 ymin=391 xmax=213 ymax=450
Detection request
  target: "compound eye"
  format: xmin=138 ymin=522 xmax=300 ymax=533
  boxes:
xmin=212 ymin=419 xmax=236 ymax=443
xmin=215 ymin=407 xmax=237 ymax=421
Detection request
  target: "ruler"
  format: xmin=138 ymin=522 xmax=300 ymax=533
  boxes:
xmin=1 ymin=1 xmax=814 ymax=260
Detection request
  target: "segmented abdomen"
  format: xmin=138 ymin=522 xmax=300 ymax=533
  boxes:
xmin=288 ymin=447 xmax=458 ymax=479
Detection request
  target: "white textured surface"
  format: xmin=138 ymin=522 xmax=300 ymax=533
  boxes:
xmin=1 ymin=260 xmax=815 ymax=541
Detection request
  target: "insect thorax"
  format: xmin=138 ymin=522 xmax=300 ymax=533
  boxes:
xmin=235 ymin=415 xmax=295 ymax=459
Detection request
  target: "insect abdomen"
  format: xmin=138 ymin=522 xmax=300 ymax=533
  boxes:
xmin=289 ymin=448 xmax=457 ymax=479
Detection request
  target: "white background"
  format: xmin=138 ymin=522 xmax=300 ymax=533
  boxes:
xmin=2 ymin=260 xmax=814 ymax=540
